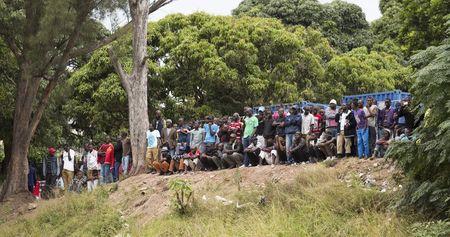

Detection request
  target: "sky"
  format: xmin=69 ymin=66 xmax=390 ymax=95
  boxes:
xmin=149 ymin=0 xmax=381 ymax=21
xmin=106 ymin=0 xmax=381 ymax=30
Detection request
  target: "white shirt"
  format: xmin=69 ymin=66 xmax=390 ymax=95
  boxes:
xmin=364 ymin=105 xmax=378 ymax=127
xmin=301 ymin=113 xmax=315 ymax=134
xmin=147 ymin=130 xmax=161 ymax=148
xmin=339 ymin=111 xmax=350 ymax=131
xmin=86 ymin=149 xmax=98 ymax=171
xmin=63 ymin=149 xmax=76 ymax=172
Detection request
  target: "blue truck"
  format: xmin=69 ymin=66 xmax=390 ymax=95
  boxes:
xmin=253 ymin=90 xmax=411 ymax=113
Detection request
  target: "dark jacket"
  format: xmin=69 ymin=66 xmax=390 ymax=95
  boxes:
xmin=335 ymin=111 xmax=357 ymax=137
xmin=284 ymin=114 xmax=302 ymax=134
xmin=43 ymin=155 xmax=58 ymax=177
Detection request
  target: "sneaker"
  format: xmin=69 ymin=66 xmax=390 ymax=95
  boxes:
xmin=239 ymin=165 xmax=246 ymax=168
xmin=331 ymin=156 xmax=337 ymax=160
xmin=325 ymin=157 xmax=331 ymax=161
xmin=271 ymin=164 xmax=275 ymax=168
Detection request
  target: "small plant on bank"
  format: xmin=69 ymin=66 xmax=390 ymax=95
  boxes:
xmin=169 ymin=179 xmax=194 ymax=215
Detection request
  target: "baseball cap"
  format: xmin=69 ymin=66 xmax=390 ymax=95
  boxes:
xmin=258 ymin=106 xmax=265 ymax=112
xmin=329 ymin=99 xmax=337 ymax=104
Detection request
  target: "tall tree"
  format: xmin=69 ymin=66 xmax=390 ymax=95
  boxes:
xmin=109 ymin=0 xmax=172 ymax=174
xmin=233 ymin=0 xmax=372 ymax=52
xmin=0 ymin=0 xmax=169 ymax=201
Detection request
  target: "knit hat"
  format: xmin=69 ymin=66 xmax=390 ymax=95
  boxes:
xmin=48 ymin=147 xmax=56 ymax=155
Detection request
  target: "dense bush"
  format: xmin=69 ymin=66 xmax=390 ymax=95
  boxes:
xmin=387 ymin=36 xmax=450 ymax=219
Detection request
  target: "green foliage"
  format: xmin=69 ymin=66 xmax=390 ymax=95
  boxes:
xmin=323 ymin=46 xmax=413 ymax=100
xmin=66 ymin=13 xmax=336 ymax=137
xmin=387 ymin=38 xmax=450 ymax=219
xmin=372 ymin=0 xmax=450 ymax=55
xmin=233 ymin=0 xmax=372 ymax=52
xmin=169 ymin=179 xmax=194 ymax=215
xmin=409 ymin=220 xmax=450 ymax=237
xmin=0 ymin=188 xmax=123 ymax=237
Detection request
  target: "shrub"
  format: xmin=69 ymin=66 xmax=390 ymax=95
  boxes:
xmin=169 ymin=179 xmax=194 ymax=215
xmin=387 ymin=37 xmax=450 ymax=218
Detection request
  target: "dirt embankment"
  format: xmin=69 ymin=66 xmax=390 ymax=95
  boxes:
xmin=109 ymin=158 xmax=402 ymax=225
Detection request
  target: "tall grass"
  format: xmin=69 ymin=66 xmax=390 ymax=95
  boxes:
xmin=136 ymin=167 xmax=411 ymax=237
xmin=0 ymin=188 xmax=123 ymax=237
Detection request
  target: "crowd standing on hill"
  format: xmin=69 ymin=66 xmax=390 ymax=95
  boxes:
xmin=33 ymin=97 xmax=416 ymax=195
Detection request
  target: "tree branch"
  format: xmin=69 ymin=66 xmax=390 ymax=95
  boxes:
xmin=108 ymin=47 xmax=131 ymax=94
xmin=67 ymin=0 xmax=173 ymax=59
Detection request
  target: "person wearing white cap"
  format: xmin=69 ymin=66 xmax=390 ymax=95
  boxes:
xmin=325 ymin=99 xmax=338 ymax=137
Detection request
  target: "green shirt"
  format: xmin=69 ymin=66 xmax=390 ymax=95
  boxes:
xmin=243 ymin=116 xmax=259 ymax=138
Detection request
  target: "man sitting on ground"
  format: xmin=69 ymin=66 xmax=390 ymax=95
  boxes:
xmin=201 ymin=144 xmax=223 ymax=170
xmin=372 ymin=130 xmax=392 ymax=158
xmin=289 ymin=132 xmax=309 ymax=163
xmin=316 ymin=129 xmax=337 ymax=160
xmin=259 ymin=137 xmax=276 ymax=166
xmin=181 ymin=146 xmax=201 ymax=172
xmin=153 ymin=146 xmax=171 ymax=175
xmin=223 ymin=133 xmax=244 ymax=168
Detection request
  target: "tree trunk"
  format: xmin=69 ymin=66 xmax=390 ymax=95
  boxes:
xmin=128 ymin=80 xmax=149 ymax=175
xmin=110 ymin=0 xmax=150 ymax=175
xmin=0 ymin=66 xmax=38 ymax=201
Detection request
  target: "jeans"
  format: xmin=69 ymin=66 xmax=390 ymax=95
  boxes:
xmin=101 ymin=164 xmax=112 ymax=184
xmin=368 ymin=126 xmax=377 ymax=156
xmin=113 ymin=161 xmax=121 ymax=181
xmin=122 ymin=155 xmax=129 ymax=176
xmin=242 ymin=136 xmax=251 ymax=166
xmin=285 ymin=133 xmax=295 ymax=164
xmin=357 ymin=128 xmax=370 ymax=158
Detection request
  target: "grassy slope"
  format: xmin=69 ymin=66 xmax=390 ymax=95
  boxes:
xmin=135 ymin=167 xmax=410 ymax=237
xmin=1 ymin=161 xmax=447 ymax=237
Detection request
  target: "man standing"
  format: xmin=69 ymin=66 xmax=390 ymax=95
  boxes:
xmin=61 ymin=144 xmax=75 ymax=191
xmin=378 ymin=99 xmax=395 ymax=138
xmin=336 ymin=104 xmax=356 ymax=158
xmin=242 ymin=107 xmax=259 ymax=167
xmin=284 ymin=106 xmax=302 ymax=164
xmin=176 ymin=118 xmax=190 ymax=156
xmin=203 ymin=116 xmax=219 ymax=148
xmin=85 ymin=143 xmax=98 ymax=192
xmin=190 ymin=121 xmax=204 ymax=152
xmin=121 ymin=132 xmax=131 ymax=177
xmin=325 ymin=99 xmax=338 ymax=137
xmin=42 ymin=147 xmax=58 ymax=190
xmin=364 ymin=97 xmax=378 ymax=155
xmin=102 ymin=137 xmax=114 ymax=184
xmin=355 ymin=100 xmax=370 ymax=159
xmin=311 ymin=107 xmax=324 ymax=144
xmin=113 ymin=137 xmax=122 ymax=182
xmin=273 ymin=107 xmax=286 ymax=164
xmin=146 ymin=124 xmax=161 ymax=173
xmin=301 ymin=106 xmax=315 ymax=142
xmin=229 ymin=113 xmax=243 ymax=141
xmin=162 ymin=119 xmax=177 ymax=157
xmin=152 ymin=110 xmax=165 ymax=135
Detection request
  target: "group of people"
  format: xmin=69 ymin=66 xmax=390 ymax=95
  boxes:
xmin=36 ymin=97 xmax=415 ymax=195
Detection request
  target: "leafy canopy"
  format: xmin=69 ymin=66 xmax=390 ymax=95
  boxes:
xmin=233 ymin=0 xmax=372 ymax=53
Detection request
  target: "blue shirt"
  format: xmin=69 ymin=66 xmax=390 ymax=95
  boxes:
xmin=203 ymin=123 xmax=219 ymax=143
xmin=147 ymin=130 xmax=160 ymax=148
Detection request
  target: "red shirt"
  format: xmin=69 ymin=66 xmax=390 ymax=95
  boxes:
xmin=228 ymin=122 xmax=242 ymax=140
xmin=185 ymin=149 xmax=201 ymax=159
xmin=312 ymin=114 xmax=323 ymax=134
xmin=99 ymin=143 xmax=114 ymax=166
